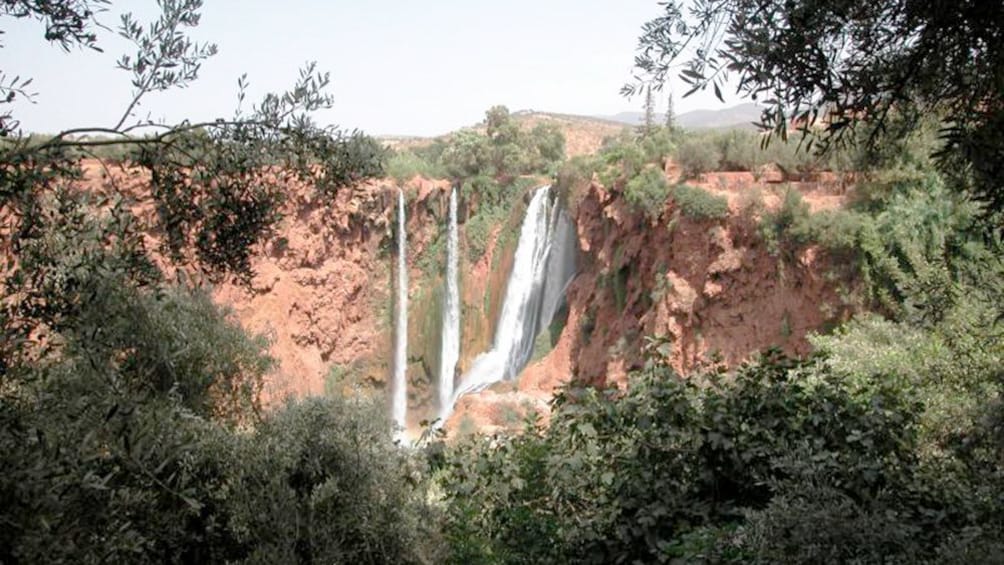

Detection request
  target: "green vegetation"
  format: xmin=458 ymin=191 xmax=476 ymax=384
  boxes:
xmin=0 ymin=3 xmax=427 ymax=562
xmin=672 ymin=183 xmax=729 ymax=220
xmin=531 ymin=303 xmax=568 ymax=362
xmin=674 ymin=128 xmax=836 ymax=180
xmin=554 ymin=125 xmax=677 ymax=217
xmin=387 ymin=106 xmax=566 ymax=262
xmin=385 ymin=149 xmax=449 ymax=182
xmin=439 ymin=279 xmax=1004 ymax=562
xmin=4 ymin=1 xmax=1004 ymax=564
xmin=675 ymin=135 xmax=721 ymax=178
xmin=624 ymin=167 xmax=670 ymax=219
xmin=431 ymin=7 xmax=1004 ymax=561
xmin=756 ymin=157 xmax=990 ymax=319
xmin=437 ymin=106 xmax=566 ymax=181
xmin=461 ymin=176 xmax=537 ymax=263
xmin=629 ymin=0 xmax=1004 ymax=229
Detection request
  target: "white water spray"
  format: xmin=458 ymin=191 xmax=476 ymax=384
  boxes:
xmin=392 ymin=189 xmax=408 ymax=438
xmin=438 ymin=187 xmax=461 ymax=417
xmin=539 ymin=207 xmax=578 ymax=334
xmin=442 ymin=186 xmax=576 ymax=422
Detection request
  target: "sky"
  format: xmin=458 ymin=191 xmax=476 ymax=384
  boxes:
xmin=6 ymin=0 xmax=743 ymax=137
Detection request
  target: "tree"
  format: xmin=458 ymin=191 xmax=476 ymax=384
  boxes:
xmin=0 ymin=4 xmax=429 ymax=561
xmin=441 ymin=105 xmax=566 ymax=182
xmin=1 ymin=0 xmax=385 ymax=368
xmin=626 ymin=0 xmax=1004 ymax=227
xmin=642 ymin=84 xmax=656 ymax=135
xmin=665 ymin=91 xmax=676 ymax=130
xmin=2 ymin=0 xmax=384 ymax=277
xmin=0 ymin=0 xmax=109 ymax=133
xmin=530 ymin=122 xmax=565 ymax=171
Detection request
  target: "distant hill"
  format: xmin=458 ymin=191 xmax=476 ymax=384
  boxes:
xmin=603 ymin=102 xmax=762 ymax=130
xmin=378 ymin=103 xmax=763 ymax=158
xmin=381 ymin=111 xmax=631 ymax=158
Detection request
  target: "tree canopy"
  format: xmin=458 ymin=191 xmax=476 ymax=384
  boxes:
xmin=1 ymin=0 xmax=386 ymax=370
xmin=627 ymin=0 xmax=1004 ymax=227
xmin=0 ymin=4 xmax=429 ymax=561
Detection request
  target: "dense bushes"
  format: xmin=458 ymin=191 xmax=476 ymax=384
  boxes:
xmin=672 ymin=183 xmax=729 ymax=220
xmin=553 ymin=126 xmax=679 ymax=218
xmin=672 ymin=128 xmax=840 ymax=180
xmin=675 ymin=136 xmax=721 ymax=178
xmin=439 ymin=310 xmax=1004 ymax=563
xmin=0 ymin=291 xmax=439 ymax=563
xmin=438 ymin=106 xmax=566 ymax=181
xmin=624 ymin=167 xmax=670 ymax=219
xmin=385 ymin=149 xmax=448 ymax=182
xmin=462 ymin=176 xmax=536 ymax=262
xmin=436 ymin=148 xmax=1004 ymax=562
xmin=757 ymin=171 xmax=990 ymax=318
xmin=217 ymin=396 xmax=440 ymax=563
xmin=0 ymin=198 xmax=438 ymax=562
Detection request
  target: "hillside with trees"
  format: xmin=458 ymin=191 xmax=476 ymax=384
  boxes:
xmin=2 ymin=1 xmax=1002 ymax=563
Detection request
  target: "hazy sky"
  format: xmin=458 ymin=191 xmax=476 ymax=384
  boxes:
xmin=6 ymin=1 xmax=741 ymax=137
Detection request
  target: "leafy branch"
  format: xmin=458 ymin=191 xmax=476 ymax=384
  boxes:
xmin=113 ymin=0 xmax=218 ymax=130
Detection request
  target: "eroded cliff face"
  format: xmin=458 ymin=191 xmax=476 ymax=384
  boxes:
xmin=83 ymin=155 xmax=855 ymax=433
xmin=211 ymin=176 xmax=448 ymax=401
xmin=448 ymin=172 xmax=858 ymax=433
xmin=568 ymin=174 xmax=854 ymax=387
xmin=209 ymin=172 xmax=521 ymax=429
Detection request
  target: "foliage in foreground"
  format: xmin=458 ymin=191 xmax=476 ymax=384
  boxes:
xmin=0 ymin=280 xmax=438 ymax=563
xmin=629 ymin=0 xmax=1004 ymax=229
xmin=1 ymin=3 xmax=433 ymax=562
xmin=438 ymin=275 xmax=1004 ymax=563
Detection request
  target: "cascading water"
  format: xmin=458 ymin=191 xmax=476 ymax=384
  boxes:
xmin=392 ymin=189 xmax=408 ymax=438
xmin=441 ymin=185 xmax=576 ymax=423
xmin=437 ymin=186 xmax=461 ymax=416
xmin=539 ymin=207 xmax=578 ymax=334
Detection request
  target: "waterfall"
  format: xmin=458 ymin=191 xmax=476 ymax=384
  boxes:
xmin=441 ymin=185 xmax=576 ymax=422
xmin=437 ymin=186 xmax=461 ymax=417
xmin=392 ymin=189 xmax=408 ymax=438
xmin=538 ymin=207 xmax=578 ymax=335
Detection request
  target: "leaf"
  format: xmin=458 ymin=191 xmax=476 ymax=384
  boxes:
xmin=681 ymin=68 xmax=703 ymax=80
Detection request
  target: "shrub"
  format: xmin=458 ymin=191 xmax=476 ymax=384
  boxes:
xmin=760 ymin=137 xmax=822 ymax=178
xmin=441 ymin=300 xmax=1004 ymax=563
xmin=555 ymin=154 xmax=598 ymax=215
xmin=714 ymin=129 xmax=761 ymax=171
xmin=222 ymin=397 xmax=441 ymax=563
xmin=758 ymin=187 xmax=812 ymax=254
xmin=638 ymin=126 xmax=676 ymax=166
xmin=439 ymin=107 xmax=566 ymax=181
xmin=672 ymin=183 xmax=729 ymax=220
xmin=440 ymin=348 xmax=975 ymax=563
xmin=529 ymin=122 xmax=566 ymax=172
xmin=385 ymin=150 xmax=447 ymax=182
xmin=799 ymin=208 xmax=870 ymax=254
xmin=462 ymin=176 xmax=538 ymax=263
xmin=597 ymin=134 xmax=647 ymax=188
xmin=1 ymin=355 xmax=440 ymax=563
xmin=675 ymin=137 xmax=721 ymax=178
xmin=624 ymin=167 xmax=671 ymax=219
